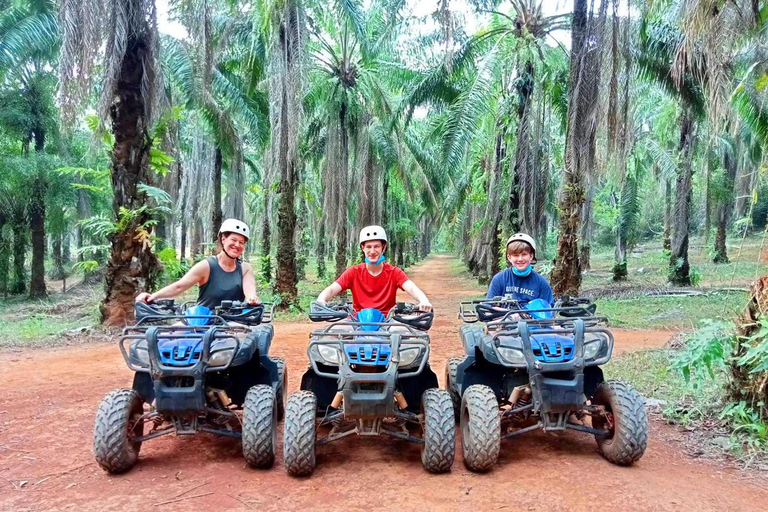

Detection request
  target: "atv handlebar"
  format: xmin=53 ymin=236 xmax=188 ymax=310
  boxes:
xmin=309 ymin=301 xmax=354 ymax=322
xmin=134 ymin=299 xmax=274 ymax=326
xmin=391 ymin=302 xmax=434 ymax=331
xmin=458 ymin=296 xmax=600 ymax=324
xmin=216 ymin=300 xmax=269 ymax=325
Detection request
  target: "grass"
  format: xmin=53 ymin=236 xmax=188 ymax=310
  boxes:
xmin=605 ymin=322 xmax=768 ymax=463
xmin=0 ymin=290 xmax=100 ymax=349
xmin=604 ymin=348 xmax=725 ymax=426
xmin=596 ymin=292 xmax=748 ymax=330
xmin=582 ymin=234 xmax=766 ymax=291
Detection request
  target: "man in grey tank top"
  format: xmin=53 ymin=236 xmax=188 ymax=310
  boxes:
xmin=136 ymin=219 xmax=261 ymax=307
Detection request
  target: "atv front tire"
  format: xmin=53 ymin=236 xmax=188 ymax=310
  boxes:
xmin=421 ymin=388 xmax=456 ymax=473
xmin=270 ymin=356 xmax=287 ymax=420
xmin=460 ymin=384 xmax=500 ymax=472
xmin=284 ymin=391 xmax=317 ymax=476
xmin=445 ymin=357 xmax=463 ymax=423
xmin=242 ymin=385 xmax=277 ymax=468
xmin=591 ymin=380 xmax=648 ymax=466
xmin=93 ymin=388 xmax=145 ymax=474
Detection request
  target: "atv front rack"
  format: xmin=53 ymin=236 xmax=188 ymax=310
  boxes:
xmin=119 ymin=322 xmax=250 ymax=373
xmin=488 ymin=317 xmax=615 ymax=367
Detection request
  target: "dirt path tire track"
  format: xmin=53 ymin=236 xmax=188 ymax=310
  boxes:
xmin=1 ymin=254 xmax=765 ymax=511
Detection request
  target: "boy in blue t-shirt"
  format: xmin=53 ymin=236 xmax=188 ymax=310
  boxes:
xmin=487 ymin=233 xmax=553 ymax=305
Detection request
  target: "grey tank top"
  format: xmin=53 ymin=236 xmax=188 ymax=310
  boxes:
xmin=197 ymin=256 xmax=245 ymax=309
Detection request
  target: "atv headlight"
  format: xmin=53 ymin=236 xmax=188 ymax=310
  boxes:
xmin=317 ymin=345 xmax=341 ymax=365
xmin=209 ymin=348 xmax=235 ymax=367
xmin=583 ymin=339 xmax=602 ymax=361
xmin=398 ymin=346 xmax=422 ymax=367
xmin=497 ymin=346 xmax=525 ymax=365
xmin=135 ymin=347 xmax=149 ymax=366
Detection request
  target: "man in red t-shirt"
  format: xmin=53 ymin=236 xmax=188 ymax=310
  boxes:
xmin=316 ymin=225 xmax=432 ymax=314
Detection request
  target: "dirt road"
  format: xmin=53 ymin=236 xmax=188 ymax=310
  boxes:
xmin=1 ymin=255 xmax=765 ymax=511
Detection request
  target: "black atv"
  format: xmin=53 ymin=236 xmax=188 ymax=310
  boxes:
xmin=282 ymin=302 xmax=455 ymax=476
xmin=446 ymin=296 xmax=648 ymax=471
xmin=93 ymin=299 xmax=286 ymax=473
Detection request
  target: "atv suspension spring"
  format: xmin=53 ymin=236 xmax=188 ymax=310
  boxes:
xmin=507 ymin=395 xmax=533 ymax=425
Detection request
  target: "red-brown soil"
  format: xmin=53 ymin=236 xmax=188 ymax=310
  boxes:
xmin=1 ymin=255 xmax=765 ymax=511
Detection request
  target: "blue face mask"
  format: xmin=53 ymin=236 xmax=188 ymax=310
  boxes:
xmin=512 ymin=264 xmax=532 ymax=277
xmin=365 ymin=254 xmax=386 ymax=265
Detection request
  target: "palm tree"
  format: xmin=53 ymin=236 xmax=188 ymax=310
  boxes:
xmin=253 ymin=0 xmax=306 ymax=307
xmin=636 ymin=18 xmax=706 ymax=286
xmin=0 ymin=0 xmax=60 ymax=299
xmin=550 ymin=0 xmax=609 ymax=297
xmin=59 ymin=0 xmax=164 ymax=325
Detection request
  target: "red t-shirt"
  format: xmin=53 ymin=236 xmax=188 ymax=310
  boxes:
xmin=335 ymin=263 xmax=409 ymax=314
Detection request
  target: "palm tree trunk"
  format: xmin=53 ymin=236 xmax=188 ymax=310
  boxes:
xmin=485 ymin=131 xmax=506 ymax=280
xmin=260 ymin=194 xmax=272 ymax=283
xmin=63 ymin=232 xmax=71 ymax=264
xmin=334 ymin=101 xmax=350 ymax=278
xmin=316 ymin=219 xmax=326 ymax=280
xmin=580 ymin=180 xmax=594 ymax=270
xmin=0 ymin=214 xmax=9 ymax=298
xmin=100 ymin=35 xmax=161 ymax=326
xmin=29 ymin=170 xmax=47 ymax=299
xmin=713 ymin=147 xmax=737 ymax=263
xmin=274 ymin=83 xmax=298 ymax=306
xmin=703 ymin=151 xmax=712 ymax=245
xmin=212 ymin=147 xmax=222 ymax=239
xmin=551 ymin=0 xmax=607 ymax=297
xmin=11 ymin=204 xmax=26 ymax=294
xmin=76 ymin=188 xmax=89 ymax=262
xmin=663 ymin=177 xmax=672 ymax=250
xmin=179 ymin=180 xmax=187 ymax=260
xmin=668 ymin=109 xmax=695 ymax=285
xmin=513 ymin=60 xmax=534 ymax=235
xmin=51 ymin=233 xmax=66 ymax=280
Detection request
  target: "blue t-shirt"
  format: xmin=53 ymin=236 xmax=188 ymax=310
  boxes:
xmin=487 ymin=268 xmax=553 ymax=305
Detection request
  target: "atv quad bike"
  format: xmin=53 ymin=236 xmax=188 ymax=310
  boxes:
xmin=447 ymin=296 xmax=647 ymax=472
xmin=283 ymin=301 xmax=455 ymax=476
xmin=93 ymin=299 xmax=286 ymax=473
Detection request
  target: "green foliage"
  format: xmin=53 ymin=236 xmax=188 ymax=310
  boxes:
xmin=734 ymin=318 xmax=768 ymax=374
xmin=671 ymin=320 xmax=734 ymax=385
xmin=720 ymin=401 xmax=768 ymax=449
xmin=156 ymin=246 xmax=189 ymax=286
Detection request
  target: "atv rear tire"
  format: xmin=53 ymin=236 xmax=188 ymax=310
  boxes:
xmin=242 ymin=385 xmax=277 ymax=468
xmin=460 ymin=384 xmax=500 ymax=472
xmin=591 ymin=380 xmax=648 ymax=466
xmin=445 ymin=357 xmax=463 ymax=423
xmin=93 ymin=388 xmax=145 ymax=474
xmin=284 ymin=391 xmax=317 ymax=477
xmin=421 ymin=388 xmax=456 ymax=473
xmin=270 ymin=356 xmax=287 ymax=420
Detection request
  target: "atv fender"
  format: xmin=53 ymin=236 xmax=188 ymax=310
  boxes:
xmin=459 ymin=324 xmax=485 ymax=355
xmin=246 ymin=324 xmax=274 ymax=358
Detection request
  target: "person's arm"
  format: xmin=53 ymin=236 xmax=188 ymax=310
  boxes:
xmin=487 ymin=273 xmax=503 ymax=299
xmin=542 ymin=278 xmax=554 ymax=306
xmin=136 ymin=260 xmax=209 ymax=303
xmin=241 ymin=263 xmax=261 ymax=305
xmin=401 ymin=280 xmax=432 ymax=312
xmin=316 ymin=282 xmax=343 ymax=304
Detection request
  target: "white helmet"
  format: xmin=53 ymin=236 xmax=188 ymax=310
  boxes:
xmin=359 ymin=225 xmax=388 ymax=245
xmin=218 ymin=218 xmax=250 ymax=241
xmin=506 ymin=232 xmax=537 ymax=258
